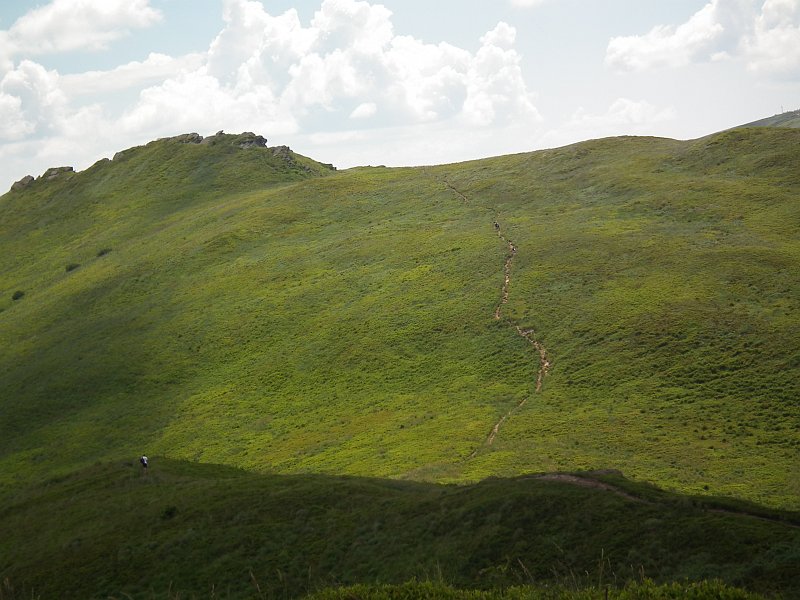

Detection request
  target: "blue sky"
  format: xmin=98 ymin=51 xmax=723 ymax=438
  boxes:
xmin=1 ymin=0 xmax=798 ymax=191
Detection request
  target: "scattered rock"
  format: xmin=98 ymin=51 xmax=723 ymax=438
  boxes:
xmin=10 ymin=175 xmax=34 ymax=191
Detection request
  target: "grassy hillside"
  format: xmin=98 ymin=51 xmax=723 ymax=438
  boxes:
xmin=0 ymin=128 xmax=798 ymax=513
xmin=1 ymin=458 xmax=797 ymax=598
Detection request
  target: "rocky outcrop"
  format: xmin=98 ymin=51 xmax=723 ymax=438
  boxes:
xmin=237 ymin=132 xmax=267 ymax=149
xmin=200 ymin=130 xmax=225 ymax=145
xmin=9 ymin=165 xmax=78 ymax=192
xmin=10 ymin=175 xmax=34 ymax=191
xmin=271 ymin=145 xmax=295 ymax=163
xmin=40 ymin=167 xmax=74 ymax=180
xmin=167 ymin=132 xmax=203 ymax=144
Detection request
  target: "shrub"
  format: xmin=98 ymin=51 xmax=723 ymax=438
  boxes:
xmin=97 ymin=248 xmax=112 ymax=257
xmin=65 ymin=263 xmax=80 ymax=272
xmin=11 ymin=291 xmax=24 ymax=301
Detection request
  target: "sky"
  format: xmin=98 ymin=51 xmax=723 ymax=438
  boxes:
xmin=1 ymin=0 xmax=798 ymax=191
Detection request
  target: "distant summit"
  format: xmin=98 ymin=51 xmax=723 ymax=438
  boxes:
xmin=735 ymin=108 xmax=800 ymax=129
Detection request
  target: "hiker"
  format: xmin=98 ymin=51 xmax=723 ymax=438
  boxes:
xmin=140 ymin=455 xmax=148 ymax=472
xmin=494 ymin=221 xmax=500 ymax=230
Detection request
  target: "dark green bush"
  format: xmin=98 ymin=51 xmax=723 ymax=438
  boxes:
xmin=97 ymin=248 xmax=112 ymax=257
xmin=65 ymin=263 xmax=80 ymax=272
xmin=11 ymin=290 xmax=24 ymax=300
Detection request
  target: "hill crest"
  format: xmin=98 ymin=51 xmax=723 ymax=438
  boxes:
xmin=6 ymin=130 xmax=336 ymax=194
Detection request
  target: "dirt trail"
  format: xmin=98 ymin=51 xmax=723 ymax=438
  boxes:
xmin=438 ymin=178 xmax=550 ymax=455
xmin=483 ymin=222 xmax=551 ymax=446
xmin=444 ymin=181 xmax=469 ymax=204
xmin=493 ymin=234 xmax=516 ymax=321
xmin=528 ymin=473 xmax=644 ymax=503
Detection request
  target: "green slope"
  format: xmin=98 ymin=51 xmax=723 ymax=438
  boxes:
xmin=0 ymin=128 xmax=798 ymax=512
xmin=1 ymin=459 xmax=796 ymax=599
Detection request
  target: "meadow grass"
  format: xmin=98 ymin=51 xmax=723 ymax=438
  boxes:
xmin=0 ymin=128 xmax=798 ymax=513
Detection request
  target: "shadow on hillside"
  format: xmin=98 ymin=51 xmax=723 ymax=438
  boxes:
xmin=2 ymin=459 xmax=798 ymax=599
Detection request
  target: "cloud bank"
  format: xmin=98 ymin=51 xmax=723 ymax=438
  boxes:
xmin=606 ymin=0 xmax=800 ymax=78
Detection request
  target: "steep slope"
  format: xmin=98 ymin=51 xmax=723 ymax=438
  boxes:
xmin=0 ymin=128 xmax=798 ymax=510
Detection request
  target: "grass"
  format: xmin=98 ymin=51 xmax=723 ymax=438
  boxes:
xmin=0 ymin=127 xmax=799 ymax=598
xmin=0 ymin=458 xmax=796 ymax=599
xmin=0 ymin=128 xmax=798 ymax=511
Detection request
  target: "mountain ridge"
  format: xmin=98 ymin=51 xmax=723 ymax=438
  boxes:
xmin=2 ymin=126 xmax=798 ymax=507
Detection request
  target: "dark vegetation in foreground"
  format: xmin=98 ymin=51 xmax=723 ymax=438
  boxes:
xmin=306 ymin=580 xmax=765 ymax=600
xmin=1 ymin=459 xmax=797 ymax=599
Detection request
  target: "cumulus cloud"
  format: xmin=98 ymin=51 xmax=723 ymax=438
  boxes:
xmin=0 ymin=93 xmax=34 ymax=140
xmin=61 ymin=53 xmax=205 ymax=96
xmin=350 ymin=102 xmax=377 ymax=119
xmin=130 ymin=0 xmax=539 ymax=133
xmin=0 ymin=0 xmax=161 ymax=69
xmin=605 ymin=0 xmax=800 ymax=78
xmin=509 ymin=0 xmax=550 ymax=7
xmin=744 ymin=0 xmax=800 ymax=76
xmin=605 ymin=1 xmax=731 ymax=71
xmin=0 ymin=0 xmax=543 ymax=190
xmin=0 ymin=60 xmax=66 ymax=141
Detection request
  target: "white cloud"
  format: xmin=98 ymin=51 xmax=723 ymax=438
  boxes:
xmin=569 ymin=98 xmax=677 ymax=130
xmin=605 ymin=0 xmax=800 ymax=78
xmin=350 ymin=102 xmax=377 ymax=119
xmin=509 ymin=0 xmax=550 ymax=7
xmin=605 ymin=1 xmax=728 ymax=71
xmin=0 ymin=93 xmax=33 ymax=140
xmin=0 ymin=0 xmax=544 ymax=191
xmin=61 ymin=53 xmax=205 ymax=96
xmin=537 ymin=98 xmax=677 ymax=149
xmin=0 ymin=60 xmax=66 ymax=140
xmin=132 ymin=0 xmax=539 ymax=131
xmin=744 ymin=0 xmax=800 ymax=76
xmin=0 ymin=0 xmax=161 ymax=67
